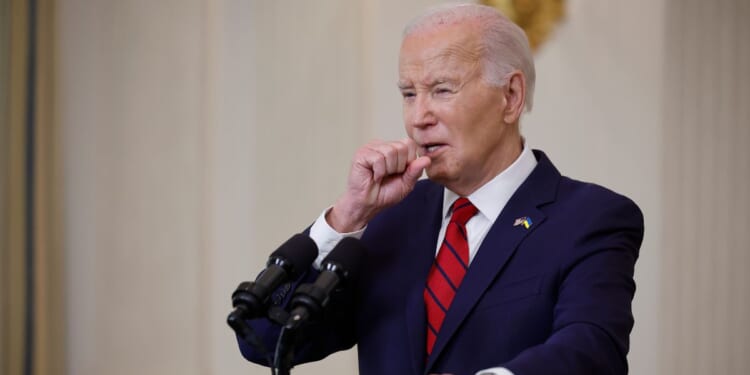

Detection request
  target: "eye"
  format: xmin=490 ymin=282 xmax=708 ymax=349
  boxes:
xmin=401 ymin=91 xmax=416 ymax=100
xmin=434 ymin=86 xmax=454 ymax=96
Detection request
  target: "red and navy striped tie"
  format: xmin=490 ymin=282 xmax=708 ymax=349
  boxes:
xmin=424 ymin=197 xmax=478 ymax=356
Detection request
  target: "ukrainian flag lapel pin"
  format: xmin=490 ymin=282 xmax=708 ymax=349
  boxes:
xmin=513 ymin=216 xmax=533 ymax=229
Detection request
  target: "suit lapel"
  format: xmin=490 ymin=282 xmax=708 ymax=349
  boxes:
xmin=404 ymin=184 xmax=444 ymax=375
xmin=425 ymin=150 xmax=560 ymax=372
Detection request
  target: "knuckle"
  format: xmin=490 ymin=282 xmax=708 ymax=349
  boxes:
xmin=373 ymin=152 xmax=387 ymax=165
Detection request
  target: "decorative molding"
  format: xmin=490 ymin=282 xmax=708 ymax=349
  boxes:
xmin=480 ymin=0 xmax=565 ymax=51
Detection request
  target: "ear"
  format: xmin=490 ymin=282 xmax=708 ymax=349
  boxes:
xmin=502 ymin=71 xmax=526 ymax=124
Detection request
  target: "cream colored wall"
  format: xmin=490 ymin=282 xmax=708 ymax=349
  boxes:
xmin=59 ymin=0 xmax=370 ymax=374
xmin=58 ymin=1 xmax=208 ymax=374
xmin=57 ymin=0 xmax=750 ymax=374
xmin=660 ymin=0 xmax=750 ymax=373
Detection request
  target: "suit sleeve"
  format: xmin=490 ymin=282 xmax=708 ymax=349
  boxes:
xmin=503 ymin=195 xmax=644 ymax=375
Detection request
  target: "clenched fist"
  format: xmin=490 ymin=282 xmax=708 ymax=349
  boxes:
xmin=326 ymin=138 xmax=431 ymax=232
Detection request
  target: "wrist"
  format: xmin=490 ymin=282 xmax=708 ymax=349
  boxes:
xmin=327 ymin=196 xmax=371 ymax=233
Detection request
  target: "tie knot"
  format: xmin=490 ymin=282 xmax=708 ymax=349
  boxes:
xmin=450 ymin=198 xmax=477 ymax=226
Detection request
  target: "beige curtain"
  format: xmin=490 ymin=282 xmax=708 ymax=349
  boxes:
xmin=1 ymin=0 xmax=65 ymax=374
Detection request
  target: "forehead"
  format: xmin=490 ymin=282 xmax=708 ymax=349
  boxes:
xmin=398 ymin=24 xmax=482 ymax=83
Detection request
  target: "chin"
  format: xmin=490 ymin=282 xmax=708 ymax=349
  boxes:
xmin=424 ymin=166 xmax=455 ymax=187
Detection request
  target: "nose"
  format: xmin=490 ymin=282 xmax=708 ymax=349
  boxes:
xmin=406 ymin=94 xmax=437 ymax=130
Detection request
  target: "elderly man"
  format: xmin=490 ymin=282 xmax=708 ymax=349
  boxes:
xmin=238 ymin=4 xmax=643 ymax=375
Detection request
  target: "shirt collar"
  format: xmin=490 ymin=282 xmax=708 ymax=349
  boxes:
xmin=442 ymin=143 xmax=538 ymax=223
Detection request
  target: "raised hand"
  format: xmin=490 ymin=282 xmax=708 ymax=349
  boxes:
xmin=326 ymin=138 xmax=431 ymax=232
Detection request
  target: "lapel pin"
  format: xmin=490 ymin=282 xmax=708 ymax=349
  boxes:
xmin=513 ymin=216 xmax=533 ymax=229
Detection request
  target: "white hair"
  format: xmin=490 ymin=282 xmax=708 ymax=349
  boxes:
xmin=403 ymin=3 xmax=536 ymax=112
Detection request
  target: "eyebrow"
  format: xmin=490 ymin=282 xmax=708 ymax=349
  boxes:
xmin=397 ymin=81 xmax=412 ymax=90
xmin=397 ymin=77 xmax=455 ymax=90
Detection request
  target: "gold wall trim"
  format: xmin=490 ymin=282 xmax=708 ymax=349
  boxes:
xmin=481 ymin=0 xmax=566 ymax=51
xmin=32 ymin=0 xmax=66 ymax=373
xmin=1 ymin=0 xmax=29 ymax=374
xmin=1 ymin=0 xmax=64 ymax=374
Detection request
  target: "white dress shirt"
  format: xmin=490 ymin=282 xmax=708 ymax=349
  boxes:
xmin=309 ymin=145 xmax=538 ymax=375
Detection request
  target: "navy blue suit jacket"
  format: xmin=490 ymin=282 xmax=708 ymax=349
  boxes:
xmin=239 ymin=150 xmax=644 ymax=375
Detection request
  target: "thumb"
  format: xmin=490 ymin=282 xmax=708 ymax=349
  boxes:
xmin=402 ymin=156 xmax=431 ymax=183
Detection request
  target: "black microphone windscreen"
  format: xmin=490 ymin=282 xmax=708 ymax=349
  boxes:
xmin=271 ymin=233 xmax=319 ymax=276
xmin=322 ymin=237 xmax=367 ymax=279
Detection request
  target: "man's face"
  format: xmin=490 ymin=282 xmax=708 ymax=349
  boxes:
xmin=399 ymin=22 xmax=515 ymax=194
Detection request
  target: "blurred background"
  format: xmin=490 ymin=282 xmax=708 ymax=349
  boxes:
xmin=1 ymin=0 xmax=749 ymax=374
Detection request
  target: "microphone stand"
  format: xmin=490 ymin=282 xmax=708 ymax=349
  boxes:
xmin=273 ymin=325 xmax=298 ymax=375
xmin=263 ymin=305 xmax=296 ymax=375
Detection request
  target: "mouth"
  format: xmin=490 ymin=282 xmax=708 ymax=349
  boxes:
xmin=419 ymin=143 xmax=447 ymax=157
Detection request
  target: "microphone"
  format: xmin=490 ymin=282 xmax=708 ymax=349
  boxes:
xmin=227 ymin=233 xmax=318 ymax=329
xmin=284 ymin=236 xmax=366 ymax=329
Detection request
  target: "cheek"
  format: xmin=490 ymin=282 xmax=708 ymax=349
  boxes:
xmin=404 ymin=124 xmax=413 ymax=138
xmin=440 ymin=99 xmax=473 ymax=127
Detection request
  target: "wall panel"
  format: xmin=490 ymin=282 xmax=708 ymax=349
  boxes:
xmin=58 ymin=1 xmax=206 ymax=374
xmin=661 ymin=0 xmax=750 ymax=373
